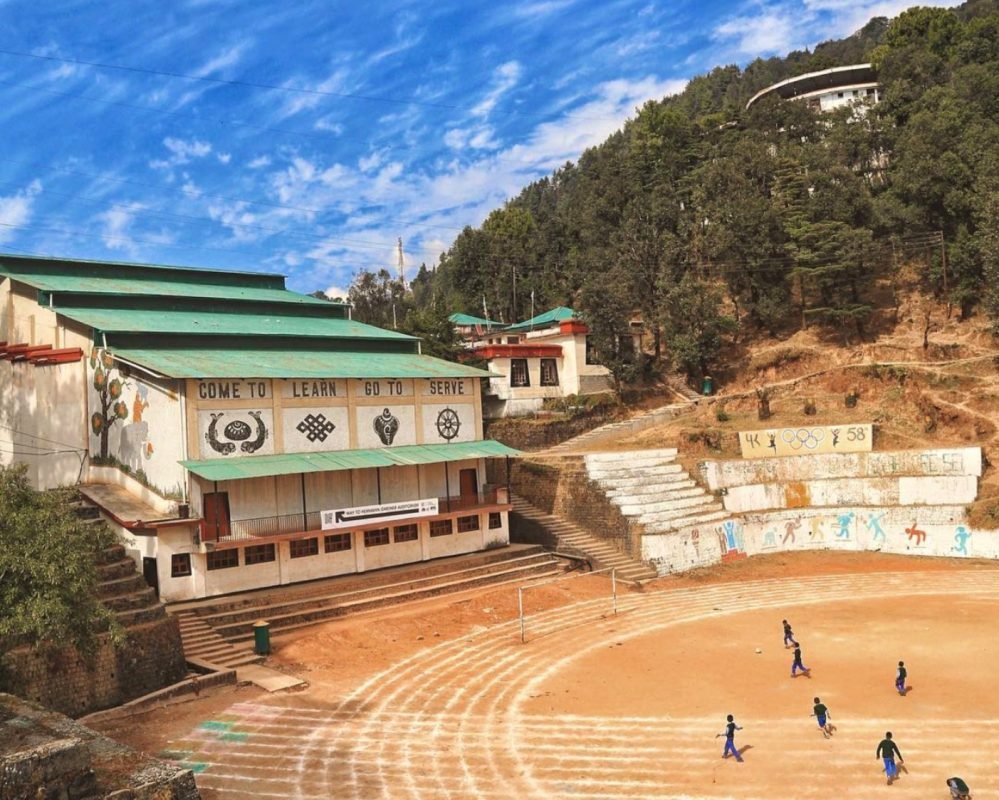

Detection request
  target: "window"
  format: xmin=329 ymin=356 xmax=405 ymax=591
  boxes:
xmin=489 ymin=512 xmax=503 ymax=530
xmin=324 ymin=533 xmax=352 ymax=553
xmin=394 ymin=524 xmax=418 ymax=543
xmin=364 ymin=528 xmax=390 ymax=547
xmin=510 ymin=358 xmax=530 ymax=387
xmin=585 ymin=336 xmax=596 ymax=365
xmin=458 ymin=514 xmax=480 ymax=533
xmin=837 ymin=91 xmax=844 ymax=98
xmin=506 ymin=336 xmax=520 ymax=344
xmin=290 ymin=538 xmax=319 ymax=558
xmin=430 ymin=519 xmax=453 ymax=537
xmin=244 ymin=543 xmax=276 ymax=565
xmin=540 ymin=358 xmax=559 ymax=387
xmin=206 ymin=549 xmax=239 ymax=571
xmin=171 ymin=553 xmax=192 ymax=578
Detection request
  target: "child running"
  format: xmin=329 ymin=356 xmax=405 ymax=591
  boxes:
xmin=791 ymin=645 xmax=810 ymax=677
xmin=782 ymin=619 xmax=798 ymax=648
xmin=895 ymin=660 xmax=907 ymax=695
xmin=811 ymin=697 xmax=832 ymax=737
xmin=876 ymin=731 xmax=904 ymax=785
xmin=715 ymin=714 xmax=744 ymax=762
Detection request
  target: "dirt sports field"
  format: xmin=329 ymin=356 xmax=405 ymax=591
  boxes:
xmin=99 ymin=553 xmax=999 ymax=800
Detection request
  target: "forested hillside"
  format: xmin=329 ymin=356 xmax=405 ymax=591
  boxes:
xmin=409 ymin=1 xmax=999 ymax=383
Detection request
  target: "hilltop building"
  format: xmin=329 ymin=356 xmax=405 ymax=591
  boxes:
xmin=1 ymin=255 xmax=517 ymax=602
xmin=746 ymin=63 xmax=880 ymax=113
xmin=456 ymin=306 xmax=618 ymax=418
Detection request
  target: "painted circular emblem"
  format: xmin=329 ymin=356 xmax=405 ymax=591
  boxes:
xmin=224 ymin=420 xmax=252 ymax=441
xmin=436 ymin=408 xmax=461 ymax=441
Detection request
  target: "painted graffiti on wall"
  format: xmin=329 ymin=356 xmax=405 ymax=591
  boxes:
xmin=89 ymin=347 xmax=129 ymax=459
xmin=739 ymin=423 xmax=873 ymax=458
xmin=643 ymin=505 xmax=999 ymax=578
xmin=197 ymin=410 xmax=275 ymax=459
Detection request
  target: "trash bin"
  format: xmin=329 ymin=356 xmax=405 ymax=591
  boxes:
xmin=253 ymin=620 xmax=271 ymax=656
xmin=702 ymin=376 xmax=714 ymax=396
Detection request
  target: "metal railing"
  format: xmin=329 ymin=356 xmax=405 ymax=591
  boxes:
xmin=200 ymin=491 xmax=505 ymax=543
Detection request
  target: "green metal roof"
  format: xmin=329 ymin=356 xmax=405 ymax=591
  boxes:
xmin=181 ymin=439 xmax=521 ymax=481
xmin=504 ymin=306 xmax=577 ymax=333
xmin=57 ymin=306 xmax=414 ymax=341
xmin=449 ymin=313 xmax=504 ymax=328
xmin=3 ymin=270 xmax=331 ymax=306
xmin=114 ymin=347 xmax=489 ymax=379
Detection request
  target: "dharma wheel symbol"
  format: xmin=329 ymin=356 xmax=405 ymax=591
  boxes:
xmin=436 ymin=408 xmax=461 ymax=441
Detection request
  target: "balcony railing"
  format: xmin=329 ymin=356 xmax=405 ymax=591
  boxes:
xmin=199 ymin=489 xmax=507 ymax=544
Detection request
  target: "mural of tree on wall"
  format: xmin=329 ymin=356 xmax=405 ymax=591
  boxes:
xmin=89 ymin=348 xmax=128 ymax=459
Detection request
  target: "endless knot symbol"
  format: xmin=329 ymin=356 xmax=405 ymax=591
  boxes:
xmin=436 ymin=408 xmax=461 ymax=441
xmin=297 ymin=413 xmax=336 ymax=443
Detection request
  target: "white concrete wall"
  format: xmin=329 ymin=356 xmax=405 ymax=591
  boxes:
xmin=0 ymin=282 xmax=91 ymax=489
xmin=701 ymin=447 xmax=981 ymax=490
xmin=722 ymin=474 xmax=979 ymax=513
xmin=642 ymin=505 xmax=995 ymax=577
xmin=87 ymin=350 xmax=186 ymax=499
xmin=160 ymin=507 xmax=509 ymax=601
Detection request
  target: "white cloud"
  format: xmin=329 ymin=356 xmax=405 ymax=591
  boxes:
xmin=192 ymin=42 xmax=248 ymax=78
xmin=248 ymin=155 xmax=272 ymax=169
xmin=97 ymin=202 xmax=145 ymax=253
xmin=713 ymin=9 xmax=801 ymax=56
xmin=0 ymin=180 xmax=42 ymax=244
xmin=712 ymin=0 xmax=963 ymax=59
xmin=217 ymin=152 xmax=232 ymax=164
xmin=149 ymin=137 xmax=213 ymax=169
xmin=314 ymin=117 xmax=345 ymax=134
xmin=273 ymin=75 xmax=688 ymax=277
xmin=513 ymin=0 xmax=576 ymax=18
xmin=472 ymin=61 xmax=523 ymax=118
xmin=324 ymin=284 xmax=349 ymax=299
xmin=276 ymin=69 xmax=350 ymax=119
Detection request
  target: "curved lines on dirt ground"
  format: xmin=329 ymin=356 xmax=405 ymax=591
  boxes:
xmin=182 ymin=571 xmax=999 ymax=800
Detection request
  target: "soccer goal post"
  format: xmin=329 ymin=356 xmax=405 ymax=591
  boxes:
xmin=517 ymin=566 xmax=617 ymax=644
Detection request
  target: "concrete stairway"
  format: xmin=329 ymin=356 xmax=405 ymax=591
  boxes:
xmin=585 ymin=449 xmax=729 ymax=533
xmin=511 ymin=495 xmax=658 ymax=584
xmin=174 ymin=612 xmax=264 ymax=670
xmin=170 ymin=545 xmax=563 ymax=648
xmin=544 ymin=401 xmax=695 ymax=455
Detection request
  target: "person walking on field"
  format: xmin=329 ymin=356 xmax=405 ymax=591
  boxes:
xmin=876 ymin=731 xmax=904 ymax=785
xmin=811 ymin=697 xmax=833 ymax=737
xmin=715 ymin=714 xmax=744 ymax=762
xmin=782 ymin=619 xmax=798 ymax=649
xmin=896 ymin=660 xmax=907 ymax=696
xmin=791 ymin=645 xmax=810 ymax=677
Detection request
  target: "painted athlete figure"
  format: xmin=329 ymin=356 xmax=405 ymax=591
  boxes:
xmin=811 ymin=697 xmax=833 ymax=737
xmin=715 ymin=714 xmax=744 ymax=762
xmin=876 ymin=731 xmax=904 ymax=785
xmin=791 ymin=645 xmax=810 ymax=677
xmin=896 ymin=660 xmax=907 ymax=695
xmin=782 ymin=619 xmax=798 ymax=648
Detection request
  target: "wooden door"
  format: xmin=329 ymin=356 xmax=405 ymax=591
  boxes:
xmin=202 ymin=492 xmax=231 ymax=541
xmin=459 ymin=469 xmax=478 ymax=505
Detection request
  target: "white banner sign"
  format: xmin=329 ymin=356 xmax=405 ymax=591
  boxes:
xmin=321 ymin=497 xmax=440 ymax=530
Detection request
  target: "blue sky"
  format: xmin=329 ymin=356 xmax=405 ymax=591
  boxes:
xmin=0 ymin=0 xmax=960 ymax=295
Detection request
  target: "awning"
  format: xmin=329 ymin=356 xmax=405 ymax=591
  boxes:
xmin=180 ymin=439 xmax=522 ymax=482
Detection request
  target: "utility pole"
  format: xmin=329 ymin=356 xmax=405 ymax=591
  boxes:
xmin=940 ymin=230 xmax=951 ymax=319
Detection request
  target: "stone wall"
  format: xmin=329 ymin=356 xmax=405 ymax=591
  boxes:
xmin=508 ymin=458 xmax=640 ymax=557
xmin=1 ymin=615 xmax=187 ymax=718
xmin=485 ymin=409 xmax=623 ymax=451
xmin=0 ymin=693 xmax=200 ymax=800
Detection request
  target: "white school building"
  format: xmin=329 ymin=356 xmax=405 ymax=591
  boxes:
xmin=1 ymin=255 xmax=517 ymax=602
